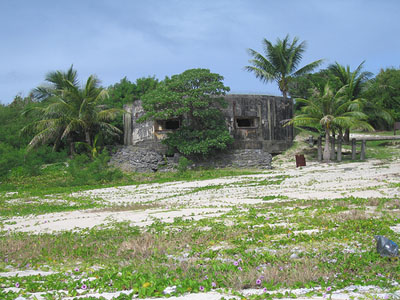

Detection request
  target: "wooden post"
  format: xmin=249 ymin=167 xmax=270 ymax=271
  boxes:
xmin=360 ymin=140 xmax=366 ymax=160
xmin=317 ymin=136 xmax=322 ymax=161
xmin=337 ymin=137 xmax=342 ymax=162
xmin=330 ymin=136 xmax=336 ymax=161
xmin=394 ymin=122 xmax=400 ymax=135
xmin=351 ymin=138 xmax=357 ymax=160
xmin=308 ymin=136 xmax=314 ymax=147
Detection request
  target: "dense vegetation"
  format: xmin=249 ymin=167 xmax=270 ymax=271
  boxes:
xmin=140 ymin=68 xmax=233 ymax=156
xmin=0 ymin=35 xmax=400 ymax=185
xmin=1 ymin=35 xmax=400 ymax=300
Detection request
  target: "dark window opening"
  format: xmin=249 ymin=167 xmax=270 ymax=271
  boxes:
xmin=236 ymin=118 xmax=256 ymax=128
xmin=155 ymin=119 xmax=180 ymax=131
xmin=165 ymin=120 xmax=180 ymax=130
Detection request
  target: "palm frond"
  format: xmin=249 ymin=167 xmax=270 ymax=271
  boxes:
xmin=293 ymin=59 xmax=324 ymax=77
xmin=98 ymin=122 xmax=123 ymax=136
xmin=27 ymin=126 xmax=58 ymax=151
xmin=245 ymin=48 xmax=278 ymax=82
xmin=61 ymin=119 xmax=85 ymax=140
xmin=97 ymin=108 xmax=123 ymax=121
xmin=289 ymin=115 xmax=320 ymax=127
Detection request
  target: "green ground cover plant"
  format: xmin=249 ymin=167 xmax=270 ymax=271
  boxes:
xmin=1 ymin=132 xmax=399 ymax=299
xmin=1 ymin=195 xmax=399 ymax=299
xmin=0 ymin=155 xmax=261 ymax=200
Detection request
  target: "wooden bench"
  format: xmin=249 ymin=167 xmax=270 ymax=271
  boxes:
xmin=394 ymin=122 xmax=400 ymax=135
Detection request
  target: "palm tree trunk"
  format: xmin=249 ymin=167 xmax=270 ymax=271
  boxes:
xmin=323 ymin=129 xmax=331 ymax=162
xmin=69 ymin=140 xmax=75 ymax=157
xmin=338 ymin=128 xmax=343 ymax=141
xmin=85 ymin=130 xmax=92 ymax=147
xmin=282 ymin=89 xmax=288 ymax=101
xmin=344 ymin=129 xmax=350 ymax=143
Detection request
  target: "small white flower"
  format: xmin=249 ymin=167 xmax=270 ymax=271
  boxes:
xmin=163 ymin=285 xmax=177 ymax=295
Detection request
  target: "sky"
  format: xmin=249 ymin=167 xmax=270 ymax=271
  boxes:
xmin=0 ymin=0 xmax=399 ymax=104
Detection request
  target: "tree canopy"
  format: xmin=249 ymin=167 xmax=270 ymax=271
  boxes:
xmin=290 ymin=83 xmax=373 ymax=161
xmin=363 ymin=67 xmax=400 ymax=126
xmin=23 ymin=66 xmax=122 ymax=154
xmin=140 ymin=68 xmax=233 ymax=156
xmin=106 ymin=76 xmax=159 ymax=109
xmin=245 ymin=35 xmax=323 ymax=99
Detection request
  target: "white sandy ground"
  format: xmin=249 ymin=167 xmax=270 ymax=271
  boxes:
xmin=2 ymin=154 xmax=400 ymax=299
xmin=3 ymin=159 xmax=400 ymax=233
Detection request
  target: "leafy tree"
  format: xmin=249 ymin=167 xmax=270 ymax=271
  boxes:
xmin=106 ymin=77 xmax=137 ymax=108
xmin=0 ymin=95 xmax=68 ymax=179
xmin=104 ymin=76 xmax=159 ymax=144
xmin=363 ymin=67 xmax=400 ymax=128
xmin=106 ymin=76 xmax=159 ymax=109
xmin=24 ymin=67 xmax=122 ymax=154
xmin=288 ymin=69 xmax=340 ymax=99
xmin=328 ymin=61 xmax=372 ymax=100
xmin=245 ymin=35 xmax=323 ymax=99
xmin=327 ymin=62 xmax=376 ymax=140
xmin=289 ymin=83 xmax=373 ymax=161
xmin=288 ymin=69 xmax=342 ymax=112
xmin=135 ymin=76 xmax=159 ymax=99
xmin=0 ymin=95 xmax=36 ymax=148
xmin=140 ymin=68 xmax=233 ymax=156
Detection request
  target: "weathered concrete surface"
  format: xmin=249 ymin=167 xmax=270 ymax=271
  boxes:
xmin=123 ymin=95 xmax=293 ymax=154
xmin=222 ymin=94 xmax=293 ymax=152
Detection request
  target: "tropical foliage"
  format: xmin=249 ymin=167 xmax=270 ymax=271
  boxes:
xmin=0 ymin=95 xmax=68 ymax=179
xmin=106 ymin=76 xmax=159 ymax=109
xmin=327 ymin=62 xmax=372 ymax=99
xmin=140 ymin=68 xmax=233 ymax=156
xmin=23 ymin=66 xmax=122 ymax=154
xmin=245 ymin=35 xmax=323 ymax=99
xmin=1 ymin=33 xmax=400 ymax=179
xmin=290 ymin=83 xmax=373 ymax=161
xmin=289 ymin=61 xmax=396 ymax=157
xmin=363 ymin=67 xmax=400 ymax=128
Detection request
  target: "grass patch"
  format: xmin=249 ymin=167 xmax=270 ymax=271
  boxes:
xmin=1 ymin=134 xmax=400 ymax=299
xmin=1 ymin=195 xmax=399 ymax=299
xmin=0 ymin=164 xmax=261 ymax=196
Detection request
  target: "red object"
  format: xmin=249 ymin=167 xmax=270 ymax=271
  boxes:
xmin=295 ymin=154 xmax=306 ymax=167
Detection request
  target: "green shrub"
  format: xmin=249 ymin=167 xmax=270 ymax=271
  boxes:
xmin=67 ymin=151 xmax=123 ymax=186
xmin=177 ymin=156 xmax=192 ymax=173
xmin=2 ymin=145 xmax=68 ymax=179
xmin=0 ymin=143 xmax=23 ymax=178
xmin=140 ymin=68 xmax=233 ymax=157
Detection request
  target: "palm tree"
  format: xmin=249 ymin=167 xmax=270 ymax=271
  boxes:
xmin=327 ymin=62 xmax=373 ymax=141
xmin=289 ymin=83 xmax=373 ymax=162
xmin=23 ymin=67 xmax=122 ymax=154
xmin=328 ymin=62 xmax=372 ymax=99
xmin=32 ymin=65 xmax=79 ymax=101
xmin=245 ymin=35 xmax=323 ymax=99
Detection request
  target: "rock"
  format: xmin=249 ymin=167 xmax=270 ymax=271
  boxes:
xmin=109 ymin=146 xmax=272 ymax=173
xmin=109 ymin=146 xmax=165 ymax=173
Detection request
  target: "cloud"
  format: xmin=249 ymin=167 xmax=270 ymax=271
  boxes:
xmin=0 ymin=0 xmax=399 ymax=103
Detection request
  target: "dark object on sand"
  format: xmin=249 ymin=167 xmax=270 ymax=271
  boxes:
xmin=295 ymin=154 xmax=306 ymax=167
xmin=375 ymin=235 xmax=399 ymax=257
